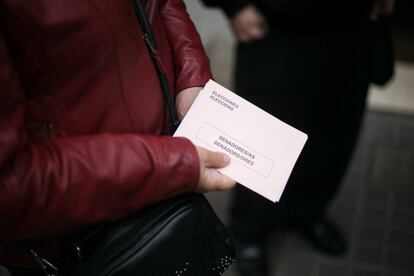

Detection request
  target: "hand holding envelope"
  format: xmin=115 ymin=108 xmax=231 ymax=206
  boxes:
xmin=175 ymin=80 xmax=308 ymax=202
xmin=176 ymin=86 xmax=236 ymax=193
xmin=194 ymin=146 xmax=236 ymax=193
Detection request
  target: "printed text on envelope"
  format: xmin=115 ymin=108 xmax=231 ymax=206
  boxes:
xmin=196 ymin=122 xmax=275 ymax=178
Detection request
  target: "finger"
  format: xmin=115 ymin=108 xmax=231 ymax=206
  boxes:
xmin=248 ymin=25 xmax=266 ymax=40
xmin=205 ymin=150 xmax=231 ymax=168
xmin=214 ymin=173 xmax=237 ymax=191
xmin=247 ymin=25 xmax=260 ymax=38
xmin=231 ymin=19 xmax=249 ymax=42
xmin=237 ymin=29 xmax=250 ymax=43
xmin=176 ymin=87 xmax=201 ymax=119
xmin=201 ymin=169 xmax=236 ymax=191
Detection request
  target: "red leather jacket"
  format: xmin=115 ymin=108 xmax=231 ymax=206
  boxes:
xmin=0 ymin=0 xmax=211 ymax=267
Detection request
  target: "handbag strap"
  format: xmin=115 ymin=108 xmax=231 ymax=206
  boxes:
xmin=132 ymin=0 xmax=181 ymax=133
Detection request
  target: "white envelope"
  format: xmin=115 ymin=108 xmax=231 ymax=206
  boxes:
xmin=174 ymin=80 xmax=308 ymax=202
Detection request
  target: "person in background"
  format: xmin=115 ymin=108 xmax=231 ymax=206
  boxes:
xmin=0 ymin=1 xmax=235 ymax=275
xmin=201 ymin=0 xmax=395 ymax=275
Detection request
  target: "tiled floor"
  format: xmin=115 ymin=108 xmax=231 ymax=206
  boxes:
xmin=207 ymin=110 xmax=414 ymax=276
xmin=369 ymin=62 xmax=414 ymax=115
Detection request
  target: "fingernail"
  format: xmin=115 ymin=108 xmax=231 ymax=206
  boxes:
xmin=223 ymin=155 xmax=230 ymax=163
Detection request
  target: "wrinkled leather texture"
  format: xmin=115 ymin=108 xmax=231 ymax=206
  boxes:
xmin=0 ymin=0 xmax=212 ymax=267
xmin=69 ymin=193 xmax=236 ymax=276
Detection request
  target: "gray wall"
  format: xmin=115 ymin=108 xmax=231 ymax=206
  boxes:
xmin=184 ymin=0 xmax=235 ymax=89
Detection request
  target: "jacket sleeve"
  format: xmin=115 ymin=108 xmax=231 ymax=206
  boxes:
xmin=0 ymin=32 xmax=199 ymax=242
xmin=159 ymin=0 xmax=213 ymax=93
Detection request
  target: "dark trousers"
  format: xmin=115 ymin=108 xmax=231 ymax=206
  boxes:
xmin=229 ymin=25 xmax=371 ymax=241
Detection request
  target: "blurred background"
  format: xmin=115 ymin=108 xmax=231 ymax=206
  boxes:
xmin=183 ymin=0 xmax=414 ymax=275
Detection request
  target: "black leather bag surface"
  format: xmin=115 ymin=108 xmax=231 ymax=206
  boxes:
xmin=68 ymin=193 xmax=236 ymax=275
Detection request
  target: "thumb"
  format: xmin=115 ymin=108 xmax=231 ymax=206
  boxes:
xmin=205 ymin=150 xmax=231 ymax=168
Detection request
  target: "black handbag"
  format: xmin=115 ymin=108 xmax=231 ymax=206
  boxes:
xmin=30 ymin=0 xmax=237 ymax=275
xmin=67 ymin=193 xmax=236 ymax=276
